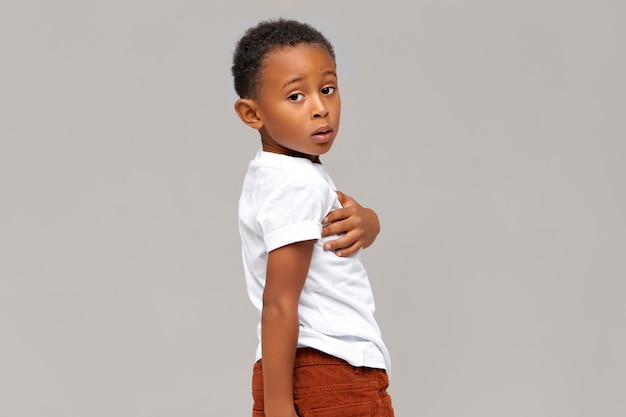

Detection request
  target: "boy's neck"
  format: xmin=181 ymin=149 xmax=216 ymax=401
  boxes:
xmin=261 ymin=146 xmax=322 ymax=164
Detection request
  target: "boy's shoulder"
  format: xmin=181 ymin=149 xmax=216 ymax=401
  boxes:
xmin=243 ymin=151 xmax=336 ymax=203
xmin=248 ymin=151 xmax=326 ymax=184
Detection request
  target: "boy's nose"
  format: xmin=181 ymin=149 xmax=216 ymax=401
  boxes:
xmin=311 ymin=96 xmax=329 ymax=118
xmin=313 ymin=111 xmax=328 ymax=118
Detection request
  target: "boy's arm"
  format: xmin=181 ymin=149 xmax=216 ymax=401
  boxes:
xmin=321 ymin=191 xmax=381 ymax=257
xmin=262 ymin=239 xmax=314 ymax=417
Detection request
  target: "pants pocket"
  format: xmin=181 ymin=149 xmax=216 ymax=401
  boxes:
xmin=300 ymin=401 xmax=370 ymax=417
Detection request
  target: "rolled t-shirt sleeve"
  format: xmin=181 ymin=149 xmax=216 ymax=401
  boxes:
xmin=258 ymin=181 xmax=330 ymax=252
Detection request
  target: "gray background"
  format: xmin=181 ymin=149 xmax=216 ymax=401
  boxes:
xmin=1 ymin=1 xmax=624 ymax=416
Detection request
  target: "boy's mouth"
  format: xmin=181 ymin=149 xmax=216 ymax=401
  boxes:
xmin=311 ymin=126 xmax=334 ymax=143
xmin=312 ymin=126 xmax=333 ymax=136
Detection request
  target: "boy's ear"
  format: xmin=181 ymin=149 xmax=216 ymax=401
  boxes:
xmin=234 ymin=98 xmax=263 ymax=130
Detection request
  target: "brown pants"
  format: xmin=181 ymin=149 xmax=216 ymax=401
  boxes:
xmin=252 ymin=348 xmax=395 ymax=417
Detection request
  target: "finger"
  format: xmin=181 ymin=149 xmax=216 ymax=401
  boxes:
xmin=322 ymin=217 xmax=358 ymax=237
xmin=335 ymin=190 xmax=347 ymax=204
xmin=336 ymin=191 xmax=356 ymax=207
xmin=322 ymin=218 xmax=351 ymax=235
xmin=323 ymin=232 xmax=357 ymax=251
xmin=335 ymin=241 xmax=361 ymax=257
xmin=322 ymin=207 xmax=351 ymax=225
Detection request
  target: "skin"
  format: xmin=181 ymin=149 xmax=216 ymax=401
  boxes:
xmin=322 ymin=191 xmax=380 ymax=256
xmin=234 ymin=44 xmax=379 ymax=417
xmin=236 ymin=44 xmax=341 ymax=161
xmin=236 ymin=45 xmax=380 ymax=256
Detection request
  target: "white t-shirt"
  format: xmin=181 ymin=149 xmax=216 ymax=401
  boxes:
xmin=239 ymin=149 xmax=391 ymax=371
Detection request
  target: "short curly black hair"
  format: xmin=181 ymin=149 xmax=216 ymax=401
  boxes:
xmin=231 ymin=18 xmax=336 ymax=99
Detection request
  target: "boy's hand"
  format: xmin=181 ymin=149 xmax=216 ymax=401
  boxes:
xmin=321 ymin=191 xmax=380 ymax=257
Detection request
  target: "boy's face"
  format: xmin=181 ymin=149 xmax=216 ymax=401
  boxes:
xmin=254 ymin=44 xmax=340 ymax=162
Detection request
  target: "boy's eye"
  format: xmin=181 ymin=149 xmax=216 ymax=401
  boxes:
xmin=321 ymin=86 xmax=336 ymax=95
xmin=288 ymin=93 xmax=304 ymax=101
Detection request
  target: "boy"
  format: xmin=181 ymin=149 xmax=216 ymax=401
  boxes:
xmin=232 ymin=18 xmax=394 ymax=417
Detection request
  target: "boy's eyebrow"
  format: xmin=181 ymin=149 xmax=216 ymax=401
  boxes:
xmin=282 ymin=76 xmax=306 ymax=90
xmin=282 ymin=70 xmax=337 ymax=90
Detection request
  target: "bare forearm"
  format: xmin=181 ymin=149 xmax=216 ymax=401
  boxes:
xmin=261 ymin=302 xmax=299 ymax=417
xmin=261 ymin=240 xmax=313 ymax=417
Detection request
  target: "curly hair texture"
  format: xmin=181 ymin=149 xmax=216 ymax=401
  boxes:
xmin=231 ymin=18 xmax=336 ymax=99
